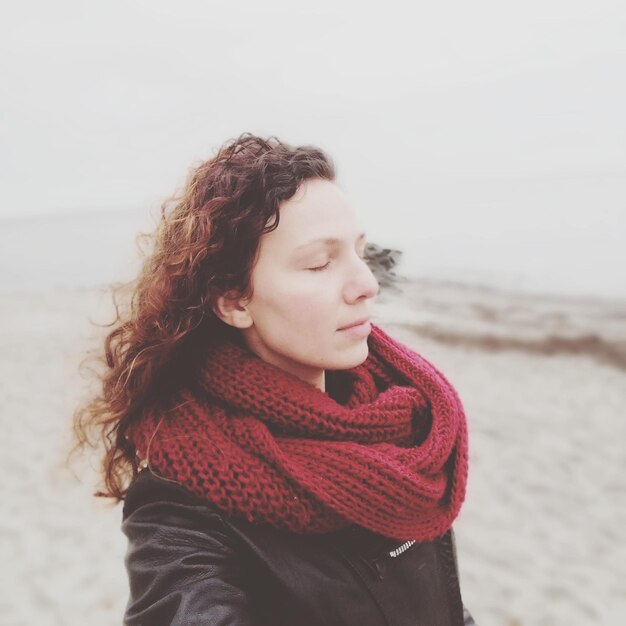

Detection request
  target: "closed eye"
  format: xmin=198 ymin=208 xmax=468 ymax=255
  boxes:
xmin=308 ymin=249 xmax=367 ymax=272
xmin=308 ymin=261 xmax=332 ymax=272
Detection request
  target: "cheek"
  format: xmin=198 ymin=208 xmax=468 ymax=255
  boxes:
xmin=254 ymin=274 xmax=336 ymax=327
xmin=280 ymin=291 xmax=334 ymax=326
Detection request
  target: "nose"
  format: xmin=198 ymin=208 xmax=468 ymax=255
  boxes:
xmin=344 ymin=255 xmax=380 ymax=303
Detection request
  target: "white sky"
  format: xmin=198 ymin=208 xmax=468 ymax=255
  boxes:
xmin=1 ymin=0 xmax=625 ymax=297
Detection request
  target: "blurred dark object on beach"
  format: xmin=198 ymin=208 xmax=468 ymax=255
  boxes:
xmin=364 ymin=242 xmax=405 ymax=295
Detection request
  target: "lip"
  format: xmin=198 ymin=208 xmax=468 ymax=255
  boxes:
xmin=338 ymin=319 xmax=372 ymax=339
xmin=338 ymin=317 xmax=371 ymax=331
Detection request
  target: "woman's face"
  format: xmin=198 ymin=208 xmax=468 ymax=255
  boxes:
xmin=221 ymin=178 xmax=380 ymax=390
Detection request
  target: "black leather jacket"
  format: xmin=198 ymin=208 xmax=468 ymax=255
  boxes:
xmin=122 ymin=469 xmax=477 ymax=625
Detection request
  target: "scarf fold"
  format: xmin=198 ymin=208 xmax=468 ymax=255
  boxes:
xmin=129 ymin=323 xmax=468 ymax=541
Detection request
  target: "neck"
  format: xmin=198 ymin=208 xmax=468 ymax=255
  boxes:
xmin=239 ymin=330 xmax=326 ymax=392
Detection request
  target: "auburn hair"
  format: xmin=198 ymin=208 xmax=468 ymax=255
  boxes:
xmin=72 ymin=132 xmax=336 ymax=500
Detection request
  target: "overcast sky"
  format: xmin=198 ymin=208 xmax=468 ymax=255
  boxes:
xmin=1 ymin=1 xmax=625 ymax=297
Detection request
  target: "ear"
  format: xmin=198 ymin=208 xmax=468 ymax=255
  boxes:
xmin=213 ymin=290 xmax=253 ymax=329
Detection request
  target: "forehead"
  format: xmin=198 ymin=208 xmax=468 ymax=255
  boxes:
xmin=268 ymin=179 xmax=359 ymax=242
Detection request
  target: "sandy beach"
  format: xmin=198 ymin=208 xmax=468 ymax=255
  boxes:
xmin=1 ymin=278 xmax=625 ymax=625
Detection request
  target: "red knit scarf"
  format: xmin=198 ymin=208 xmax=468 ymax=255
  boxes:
xmin=129 ymin=323 xmax=469 ymax=541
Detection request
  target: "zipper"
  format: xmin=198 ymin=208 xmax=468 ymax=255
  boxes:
xmin=336 ymin=532 xmax=418 ymax=582
xmin=358 ymin=538 xmax=417 ymax=581
xmin=387 ymin=539 xmax=416 ymax=558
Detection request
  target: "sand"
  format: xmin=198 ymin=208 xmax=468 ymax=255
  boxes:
xmin=1 ymin=280 xmax=625 ymax=625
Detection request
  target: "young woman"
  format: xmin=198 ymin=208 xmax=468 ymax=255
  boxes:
xmin=74 ymin=133 xmax=477 ymax=625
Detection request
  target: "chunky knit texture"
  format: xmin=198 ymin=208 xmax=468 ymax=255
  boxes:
xmin=129 ymin=323 xmax=469 ymax=541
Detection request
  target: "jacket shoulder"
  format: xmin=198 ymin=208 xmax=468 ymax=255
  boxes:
xmin=123 ymin=468 xmax=223 ymax=517
xmin=122 ymin=469 xmax=259 ymax=626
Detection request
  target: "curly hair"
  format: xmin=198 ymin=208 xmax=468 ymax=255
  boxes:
xmin=72 ymin=132 xmax=336 ymax=501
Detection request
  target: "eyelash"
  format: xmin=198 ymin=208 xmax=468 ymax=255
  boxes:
xmin=309 ymin=261 xmax=332 ymax=272
xmin=308 ymin=252 xmax=367 ymax=272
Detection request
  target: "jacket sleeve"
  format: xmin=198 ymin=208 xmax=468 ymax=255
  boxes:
xmin=463 ymin=604 xmax=478 ymax=625
xmin=448 ymin=527 xmax=479 ymax=626
xmin=121 ymin=470 xmax=260 ymax=626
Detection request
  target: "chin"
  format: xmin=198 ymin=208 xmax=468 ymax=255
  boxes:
xmin=327 ymin=343 xmax=370 ymax=370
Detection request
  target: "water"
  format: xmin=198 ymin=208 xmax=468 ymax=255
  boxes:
xmin=0 ymin=200 xmax=624 ymax=303
xmin=0 ymin=209 xmax=152 ymax=293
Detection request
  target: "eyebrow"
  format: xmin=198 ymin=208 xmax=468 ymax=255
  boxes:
xmin=294 ymin=232 xmax=367 ymax=251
